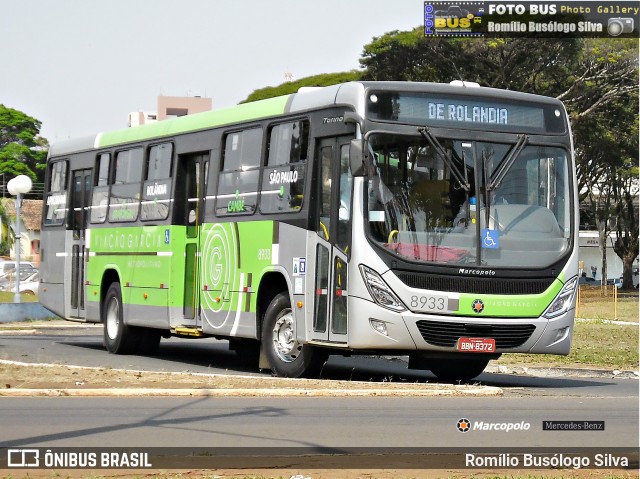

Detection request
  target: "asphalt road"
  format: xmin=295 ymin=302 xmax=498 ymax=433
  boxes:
xmin=0 ymin=395 xmax=637 ymax=448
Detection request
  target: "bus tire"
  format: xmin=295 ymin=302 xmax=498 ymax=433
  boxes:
xmin=261 ymin=292 xmax=325 ymax=378
xmin=428 ymin=358 xmax=489 ymax=382
xmin=102 ymin=282 xmax=140 ymax=354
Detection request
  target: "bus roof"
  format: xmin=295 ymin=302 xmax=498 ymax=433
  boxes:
xmin=48 ymin=81 xmax=564 ymax=157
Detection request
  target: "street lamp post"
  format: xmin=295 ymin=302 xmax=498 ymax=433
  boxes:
xmin=7 ymin=175 xmax=33 ymax=303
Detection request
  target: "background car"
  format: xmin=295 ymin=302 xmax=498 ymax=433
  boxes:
xmin=0 ymin=260 xmax=35 ymax=274
xmin=15 ymin=271 xmax=40 ymax=295
xmin=0 ymin=269 xmax=39 ymax=293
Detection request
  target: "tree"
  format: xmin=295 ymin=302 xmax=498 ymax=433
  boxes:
xmin=0 ymin=105 xmax=48 ymax=193
xmin=612 ymin=162 xmax=639 ymax=290
xmin=0 ymin=201 xmax=12 ymax=257
xmin=359 ymin=28 xmax=582 ymax=96
xmin=572 ymin=96 xmax=637 ymax=287
xmin=242 ymin=71 xmax=362 ymax=103
xmin=568 ymin=41 xmax=639 ymax=289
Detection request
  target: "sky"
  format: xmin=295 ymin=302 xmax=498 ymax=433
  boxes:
xmin=1 ymin=0 xmax=423 ymax=143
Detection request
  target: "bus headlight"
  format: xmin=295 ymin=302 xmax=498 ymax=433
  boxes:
xmin=544 ymin=276 xmax=578 ymax=319
xmin=359 ymin=265 xmax=407 ymax=312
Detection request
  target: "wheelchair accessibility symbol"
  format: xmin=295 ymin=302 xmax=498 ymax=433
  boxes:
xmin=482 ymin=229 xmax=499 ymax=249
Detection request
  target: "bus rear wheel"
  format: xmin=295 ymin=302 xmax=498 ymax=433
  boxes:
xmin=103 ymin=282 xmax=140 ymax=354
xmin=261 ymin=292 xmax=326 ymax=378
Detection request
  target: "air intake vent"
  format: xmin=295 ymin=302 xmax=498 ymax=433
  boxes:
xmin=416 ymin=320 xmax=536 ymax=349
xmin=395 ymin=271 xmax=553 ymax=295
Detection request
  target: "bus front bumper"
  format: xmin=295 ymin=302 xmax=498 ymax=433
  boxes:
xmin=347 ymin=296 xmax=575 ymax=355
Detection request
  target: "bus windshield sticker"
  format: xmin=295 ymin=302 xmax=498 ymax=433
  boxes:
xmin=481 ymin=229 xmax=500 ymax=249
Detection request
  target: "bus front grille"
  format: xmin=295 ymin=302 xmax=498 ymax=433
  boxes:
xmin=395 ymin=272 xmax=553 ymax=295
xmin=416 ymin=320 xmax=536 ymax=349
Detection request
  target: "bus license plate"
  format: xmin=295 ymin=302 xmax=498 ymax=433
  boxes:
xmin=457 ymin=337 xmax=496 ymax=353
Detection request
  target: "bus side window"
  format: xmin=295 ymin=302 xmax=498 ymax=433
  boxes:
xmin=260 ymin=120 xmax=309 ymax=214
xmin=44 ymin=160 xmax=68 ymax=226
xmin=108 ymin=148 xmax=143 ymax=223
xmin=336 ymin=144 xmax=352 ymax=252
xmin=90 ymin=153 xmax=111 ymax=224
xmin=216 ymin=128 xmax=262 ymax=216
xmin=141 ymin=143 xmax=173 ymax=221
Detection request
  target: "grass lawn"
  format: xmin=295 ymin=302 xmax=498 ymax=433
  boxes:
xmin=577 ymin=287 xmax=639 ymax=322
xmin=498 ymin=320 xmax=639 ymax=370
xmin=0 ymin=290 xmax=39 ymax=303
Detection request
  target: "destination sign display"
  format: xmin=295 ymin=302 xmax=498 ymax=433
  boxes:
xmin=367 ymin=91 xmax=566 ymax=133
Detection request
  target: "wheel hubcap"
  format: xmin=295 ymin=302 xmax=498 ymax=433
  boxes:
xmin=272 ymin=309 xmax=300 ymax=363
xmin=106 ymin=297 xmax=120 ymax=340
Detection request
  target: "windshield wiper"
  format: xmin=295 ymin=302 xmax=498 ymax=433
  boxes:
xmin=487 ymin=134 xmax=529 ymax=191
xmin=418 ymin=127 xmax=470 ymax=192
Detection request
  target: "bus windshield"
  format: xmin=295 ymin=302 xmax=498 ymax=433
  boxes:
xmin=366 ymin=133 xmax=571 ymax=268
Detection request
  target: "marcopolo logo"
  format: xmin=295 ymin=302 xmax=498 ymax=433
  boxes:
xmin=456 ymin=418 xmax=471 ymax=433
xmin=456 ymin=418 xmax=531 ymax=433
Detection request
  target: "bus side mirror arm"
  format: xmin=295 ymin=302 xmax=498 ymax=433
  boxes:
xmin=349 ymin=139 xmax=366 ymax=177
xmin=343 ymin=112 xmax=367 ymax=177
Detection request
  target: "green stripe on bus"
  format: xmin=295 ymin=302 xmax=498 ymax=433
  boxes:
xmin=455 ymin=278 xmax=564 ymax=317
xmin=97 ymin=95 xmax=291 ymax=147
xmin=86 ymin=221 xmax=277 ymax=314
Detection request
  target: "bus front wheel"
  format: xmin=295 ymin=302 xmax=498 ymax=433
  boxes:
xmin=261 ymin=292 xmax=326 ymax=378
xmin=103 ymin=282 xmax=139 ymax=354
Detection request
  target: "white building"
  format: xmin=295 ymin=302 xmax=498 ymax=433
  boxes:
xmin=129 ymin=95 xmax=212 ymax=127
xmin=578 ymin=230 xmax=638 ymax=284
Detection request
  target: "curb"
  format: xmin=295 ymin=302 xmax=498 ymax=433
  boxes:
xmin=0 ymin=359 xmax=503 ymax=397
xmin=0 ymin=385 xmax=503 ymax=398
xmin=486 ymin=364 xmax=639 ymax=380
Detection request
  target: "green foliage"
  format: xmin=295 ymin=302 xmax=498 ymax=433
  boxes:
xmin=241 ymin=71 xmax=362 ymax=103
xmin=0 ymin=201 xmax=12 ymax=256
xmin=359 ymin=27 xmax=583 ymax=96
xmin=0 ymin=104 xmax=48 ymax=186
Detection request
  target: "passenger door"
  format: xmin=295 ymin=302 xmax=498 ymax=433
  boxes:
xmin=69 ymin=169 xmax=92 ymax=319
xmin=174 ymin=153 xmax=209 ymax=328
xmin=311 ymin=137 xmax=352 ymax=344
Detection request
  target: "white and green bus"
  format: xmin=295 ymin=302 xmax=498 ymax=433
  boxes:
xmin=40 ymin=81 xmax=579 ymax=380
